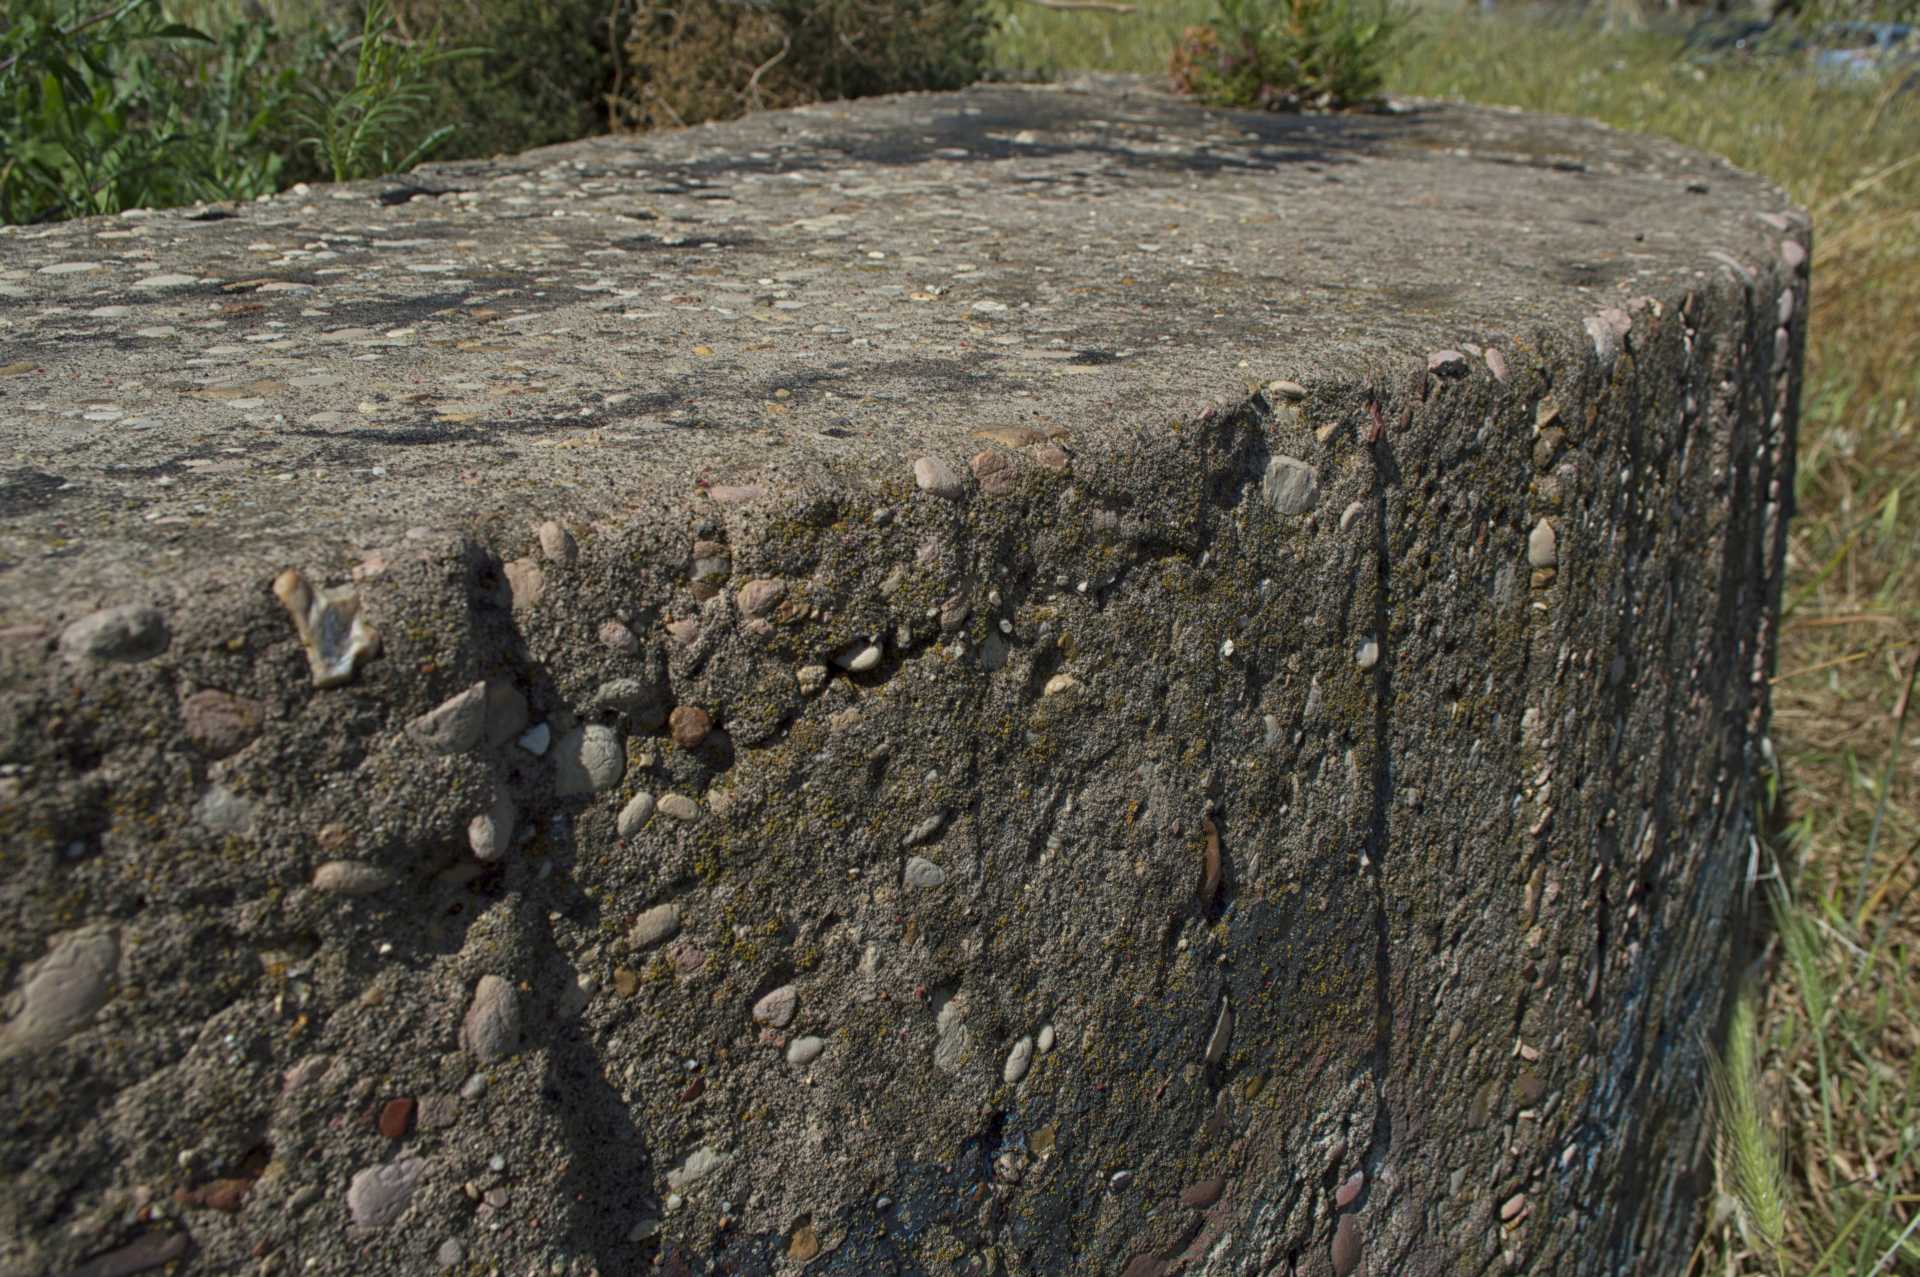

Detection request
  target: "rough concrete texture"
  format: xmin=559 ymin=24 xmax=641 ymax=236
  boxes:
xmin=0 ymin=76 xmax=1801 ymax=1276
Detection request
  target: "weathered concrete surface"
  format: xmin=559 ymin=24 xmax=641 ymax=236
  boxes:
xmin=0 ymin=77 xmax=1800 ymax=1276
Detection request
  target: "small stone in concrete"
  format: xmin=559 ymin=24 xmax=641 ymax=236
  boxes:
xmin=181 ymin=689 xmax=264 ymax=758
xmin=796 ymin=664 xmax=829 ymax=695
xmin=407 ymin=682 xmax=486 ymax=754
xmin=437 ymin=1238 xmax=465 ymax=1268
xmin=787 ymin=1035 xmax=826 ymax=1067
xmin=914 ymin=455 xmax=964 ymax=498
xmin=460 ymin=976 xmax=522 ymax=1064
xmin=554 ymin=724 xmax=625 ymax=796
xmin=836 ymin=641 xmax=883 ymax=672
xmin=631 ymin=904 xmax=680 ymax=948
xmin=753 ymin=985 xmax=798 ymax=1027
xmin=1336 ymin=1169 xmax=1366 ymax=1209
xmin=273 ymin=569 xmax=380 ymax=688
xmin=669 ymin=705 xmax=712 ymax=749
xmin=378 ymin=1097 xmax=415 ymax=1139
xmin=59 ymin=604 xmax=168 ymax=663
xmin=737 ymin=578 xmax=785 ymax=616
xmin=348 ymin=1157 xmax=425 ymax=1229
xmin=668 ymin=1146 xmax=726 ymax=1192
xmin=600 ymin=619 xmax=638 ymax=653
xmin=484 ymin=681 xmax=529 ymax=747
xmin=503 ymin=557 xmax=546 ymax=610
xmin=468 ymin=791 xmax=515 ymax=862
xmin=904 ymin=856 xmax=947 ymax=889
xmin=933 ymin=1024 xmax=975 ymax=1074
xmin=536 ymin=520 xmax=577 ymax=566
xmin=617 ymin=792 xmax=656 ymax=837
xmin=1038 ymin=1024 xmax=1055 ymax=1054
xmin=1501 ymin=1192 xmax=1528 ymax=1222
xmin=657 ymin=793 xmax=700 ymax=821
xmin=902 ymin=812 xmax=946 ymax=847
xmin=1485 ymin=347 xmax=1509 ymax=382
xmin=1262 ymin=456 xmax=1318 ymax=515
xmin=1267 ymin=379 xmax=1307 ymax=401
xmin=195 ymin=784 xmax=255 ymax=836
xmin=1529 ymin=519 xmax=1558 ymax=568
xmin=1332 ymin=1213 xmax=1362 ymax=1276
xmin=0 ymin=926 xmax=118 ymax=1055
xmin=1180 ymin=1176 xmax=1224 ymax=1208
xmin=1205 ymin=998 xmax=1232 ymax=1066
xmin=312 ymin=860 xmax=393 ymax=895
xmin=1004 ymin=1035 xmax=1034 ymax=1084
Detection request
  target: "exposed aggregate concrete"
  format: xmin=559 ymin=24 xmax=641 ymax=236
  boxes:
xmin=0 ymin=77 xmax=1801 ymax=1276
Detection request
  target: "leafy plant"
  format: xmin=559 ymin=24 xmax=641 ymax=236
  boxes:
xmin=291 ymin=0 xmax=483 ymax=182
xmin=618 ymin=0 xmax=997 ymax=132
xmin=1168 ymin=0 xmax=1405 ymax=112
xmin=0 ymin=0 xmax=218 ymax=223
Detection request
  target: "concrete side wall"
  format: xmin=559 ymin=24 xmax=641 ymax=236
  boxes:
xmin=0 ymin=85 xmax=1801 ymax=1277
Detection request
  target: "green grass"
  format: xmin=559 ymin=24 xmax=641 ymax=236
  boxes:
xmin=991 ymin=5 xmax=1920 ymax=1273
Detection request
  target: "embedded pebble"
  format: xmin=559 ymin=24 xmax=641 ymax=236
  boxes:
xmin=1484 ymin=347 xmax=1509 ymax=382
xmin=468 ymin=791 xmax=516 ymax=862
xmin=437 ymin=1239 xmax=465 ymax=1268
xmin=312 ymin=860 xmax=393 ymax=895
xmin=1500 ymin=1191 xmax=1528 ymax=1222
xmin=933 ymin=1025 xmax=975 ymax=1074
xmin=599 ymin=620 xmax=638 ymax=653
xmin=1038 ymin=1024 xmax=1055 ymax=1054
xmin=1110 ymin=1171 xmax=1134 ymax=1190
xmin=460 ymin=1073 xmax=488 ymax=1101
xmin=478 ymin=683 xmax=527 ymax=746
xmin=1043 ymin=673 xmax=1080 ymax=696
xmin=554 ymin=724 xmax=625 ymax=796
xmin=460 ymin=976 xmax=523 ymax=1064
xmin=836 ymin=641 xmax=883 ymax=672
xmin=1003 ymin=1035 xmax=1034 ymax=1085
xmin=903 ymin=856 xmax=947 ymax=889
xmin=631 ymin=904 xmax=681 ymax=948
xmin=417 ymin=1095 xmax=460 ymax=1129
xmin=348 ymin=1157 xmax=425 ymax=1229
xmin=181 ymin=689 xmax=264 ymax=758
xmin=787 ymin=1035 xmax=826 ymax=1067
xmin=667 ymin=1146 xmax=726 ymax=1194
xmin=1781 ymin=238 xmax=1807 ymax=271
xmin=517 ymin=722 xmax=551 ymax=756
xmin=503 ymin=557 xmax=546 ymax=610
xmin=1528 ymin=519 xmax=1559 ymax=568
xmin=1204 ymin=997 xmax=1232 ymax=1066
xmin=273 ymin=569 xmax=380 ymax=687
xmin=1180 ymin=1176 xmax=1224 ymax=1208
xmin=0 ymin=926 xmax=118 ymax=1055
xmin=60 ymin=604 xmax=169 ymax=664
xmin=195 ymin=784 xmax=256 ymax=835
xmin=1331 ymin=1213 xmax=1362 ymax=1276
xmin=617 ymin=792 xmax=656 ymax=837
xmin=592 ymin=678 xmax=667 ymax=729
xmin=752 ymin=985 xmax=798 ymax=1027
xmin=536 ymin=520 xmax=577 ymax=565
xmin=407 ymin=682 xmax=487 ymax=754
xmin=901 ymin=813 xmax=946 ymax=847
xmin=1355 ymin=639 xmax=1379 ymax=671
xmin=1336 ymin=1169 xmax=1366 ymax=1209
xmin=796 ymin=664 xmax=829 ymax=695
xmin=1427 ymin=349 xmax=1468 ymax=377
xmin=657 ymin=793 xmax=700 ymax=821
xmin=1340 ymin=501 xmax=1365 ymax=532
xmin=737 ymin=578 xmax=786 ymax=615
xmin=1262 ymin=455 xmax=1318 ymax=515
xmin=1267 ymin=379 xmax=1307 ymax=400
xmin=378 ymin=1097 xmax=415 ymax=1139
xmin=914 ymin=455 xmax=964 ymax=498
xmin=669 ymin=705 xmax=712 ymax=749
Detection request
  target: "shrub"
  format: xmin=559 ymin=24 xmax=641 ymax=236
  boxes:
xmin=617 ymin=0 xmax=998 ymax=131
xmin=1168 ymin=0 xmax=1405 ymax=112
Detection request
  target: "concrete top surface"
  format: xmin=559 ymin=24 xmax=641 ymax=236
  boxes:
xmin=0 ymin=75 xmax=1794 ymax=622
